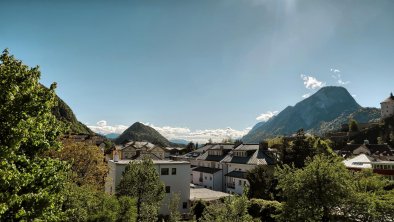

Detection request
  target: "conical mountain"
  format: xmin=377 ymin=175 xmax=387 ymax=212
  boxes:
xmin=243 ymin=86 xmax=369 ymax=142
xmin=114 ymin=122 xmax=171 ymax=146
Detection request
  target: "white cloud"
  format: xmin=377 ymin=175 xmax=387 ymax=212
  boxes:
xmin=300 ymin=74 xmax=325 ymax=89
xmin=302 ymin=93 xmax=311 ymax=98
xmin=330 ymin=68 xmax=340 ymax=73
xmin=256 ymin=111 xmax=279 ymax=122
xmin=331 ymin=73 xmax=350 ymax=85
xmin=87 ymin=120 xmax=128 ymax=135
xmin=88 ymin=120 xmax=250 ymax=143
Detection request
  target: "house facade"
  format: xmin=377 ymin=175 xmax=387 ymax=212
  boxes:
xmin=105 ymin=159 xmax=191 ymax=215
xmin=381 ymin=93 xmax=394 ymax=119
xmin=119 ymin=141 xmax=166 ymax=160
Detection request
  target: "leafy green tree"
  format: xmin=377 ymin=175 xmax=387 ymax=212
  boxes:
xmin=46 ymin=139 xmax=107 ymax=189
xmin=276 ymin=154 xmax=353 ymax=222
xmin=117 ymin=196 xmax=137 ymax=222
xmin=343 ymin=169 xmax=394 ymax=221
xmin=0 ymin=49 xmax=68 ymax=220
xmin=186 ymin=142 xmax=195 ymax=152
xmin=201 ymin=191 xmax=253 ymax=222
xmin=117 ymin=158 xmax=165 ymax=222
xmin=168 ymin=192 xmax=181 ymax=222
xmin=349 ymin=118 xmax=359 ymax=132
xmin=62 ymin=182 xmax=122 ymax=222
xmin=246 ymin=165 xmax=274 ymax=199
xmin=248 ymin=199 xmax=282 ymax=222
xmin=191 ymin=200 xmax=206 ymax=221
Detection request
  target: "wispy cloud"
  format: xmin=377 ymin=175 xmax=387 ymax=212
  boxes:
xmin=256 ymin=111 xmax=279 ymax=122
xmin=88 ymin=121 xmax=251 ymax=143
xmin=300 ymin=74 xmax=326 ymax=89
xmin=330 ymin=68 xmax=340 ymax=73
xmin=302 ymin=93 xmax=311 ymax=98
xmin=331 ymin=70 xmax=350 ymax=85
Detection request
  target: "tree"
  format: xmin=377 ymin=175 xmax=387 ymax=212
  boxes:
xmin=275 ymin=154 xmax=353 ymax=222
xmin=46 ymin=139 xmax=107 ymax=189
xmin=62 ymin=182 xmax=129 ymax=222
xmin=186 ymin=142 xmax=195 ymax=152
xmin=117 ymin=158 xmax=165 ymax=222
xmin=0 ymin=49 xmax=68 ymax=220
xmin=201 ymin=191 xmax=253 ymax=222
xmin=349 ymin=118 xmax=359 ymax=132
xmin=192 ymin=200 xmax=206 ymax=221
xmin=168 ymin=192 xmax=181 ymax=222
xmin=246 ymin=165 xmax=274 ymax=199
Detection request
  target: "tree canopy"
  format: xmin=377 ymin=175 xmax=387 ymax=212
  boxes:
xmin=0 ymin=49 xmax=68 ymax=220
xmin=117 ymin=158 xmax=164 ymax=222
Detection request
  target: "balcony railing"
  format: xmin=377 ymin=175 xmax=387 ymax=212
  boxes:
xmin=227 ymin=182 xmax=235 ymax=189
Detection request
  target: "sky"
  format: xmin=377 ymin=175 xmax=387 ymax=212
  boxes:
xmin=1 ymin=0 xmax=394 ymax=142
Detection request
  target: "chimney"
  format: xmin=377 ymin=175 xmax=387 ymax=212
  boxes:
xmin=113 ymin=150 xmax=119 ymax=162
xmin=259 ymin=141 xmax=268 ymax=151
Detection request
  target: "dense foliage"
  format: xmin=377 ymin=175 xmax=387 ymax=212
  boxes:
xmin=0 ymin=49 xmax=68 ymax=220
xmin=117 ymin=158 xmax=165 ymax=221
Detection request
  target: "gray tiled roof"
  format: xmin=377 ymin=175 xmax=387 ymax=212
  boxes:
xmin=221 ymin=149 xmax=276 ymax=165
xmin=192 ymin=166 xmax=222 ymax=174
xmin=196 ymin=152 xmax=227 ymax=162
xmin=225 ymin=171 xmax=247 ymax=179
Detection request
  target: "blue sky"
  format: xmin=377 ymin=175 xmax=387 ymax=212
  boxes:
xmin=1 ymin=0 xmax=394 ymax=142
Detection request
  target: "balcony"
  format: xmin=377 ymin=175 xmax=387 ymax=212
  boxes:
xmin=227 ymin=182 xmax=235 ymax=189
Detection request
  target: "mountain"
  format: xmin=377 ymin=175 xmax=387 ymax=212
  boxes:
xmin=52 ymin=95 xmax=94 ymax=135
xmin=104 ymin=133 xmax=120 ymax=139
xmin=114 ymin=122 xmax=171 ymax=146
xmin=169 ymin=139 xmax=190 ymax=145
xmin=243 ymin=86 xmax=379 ymax=142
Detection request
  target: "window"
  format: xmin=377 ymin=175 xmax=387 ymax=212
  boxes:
xmin=244 ymin=181 xmax=247 ymax=186
xmin=239 ymin=180 xmax=242 ymax=186
xmin=165 ymin=186 xmax=171 ymax=193
xmin=171 ymin=168 xmax=177 ymax=175
xmin=210 ymin=176 xmax=212 ymax=181
xmin=183 ymin=202 xmax=188 ymax=209
xmin=205 ymin=176 xmax=207 ymax=180
xmin=161 ymin=168 xmax=169 ymax=175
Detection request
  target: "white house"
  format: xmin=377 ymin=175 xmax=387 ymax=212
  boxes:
xmin=105 ymin=159 xmax=191 ymax=215
xmin=381 ymin=93 xmax=394 ymax=119
xmin=191 ymin=144 xmax=235 ymax=191
xmin=221 ymin=143 xmax=277 ymax=195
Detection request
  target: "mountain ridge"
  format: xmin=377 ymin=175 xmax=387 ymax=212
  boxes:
xmin=243 ymin=86 xmax=378 ymax=142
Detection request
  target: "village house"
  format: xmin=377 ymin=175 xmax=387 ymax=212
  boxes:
xmin=341 ymin=140 xmax=394 ymax=180
xmin=381 ymin=92 xmax=394 ymax=119
xmin=118 ymin=141 xmax=166 ymax=160
xmin=191 ymin=144 xmax=234 ymax=191
xmin=221 ymin=142 xmax=277 ymax=194
xmin=105 ymin=159 xmax=191 ymax=215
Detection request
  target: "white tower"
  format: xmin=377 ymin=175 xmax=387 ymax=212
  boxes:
xmin=381 ymin=93 xmax=394 ymax=119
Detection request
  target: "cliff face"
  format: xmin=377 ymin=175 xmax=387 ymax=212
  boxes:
xmin=243 ymin=86 xmax=372 ymax=143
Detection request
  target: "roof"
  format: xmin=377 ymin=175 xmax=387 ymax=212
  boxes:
xmin=221 ymin=149 xmax=276 ymax=165
xmin=339 ymin=144 xmax=394 ymax=160
xmin=225 ymin=171 xmax=247 ymax=179
xmin=190 ymin=186 xmax=231 ymax=201
xmin=192 ymin=166 xmax=222 ymax=174
xmin=381 ymin=93 xmax=394 ymax=103
xmin=233 ymin=144 xmax=260 ymax=151
xmin=343 ymin=154 xmax=373 ymax=169
xmin=209 ymin=144 xmax=235 ymax=150
xmin=110 ymin=159 xmax=190 ymax=165
xmin=196 ymin=152 xmax=227 ymax=162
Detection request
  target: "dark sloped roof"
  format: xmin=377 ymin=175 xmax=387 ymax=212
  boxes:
xmin=192 ymin=166 xmax=222 ymax=174
xmin=339 ymin=144 xmax=394 ymax=160
xmin=221 ymin=149 xmax=276 ymax=165
xmin=209 ymin=144 xmax=235 ymax=150
xmin=225 ymin=171 xmax=247 ymax=179
xmin=196 ymin=152 xmax=227 ymax=162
